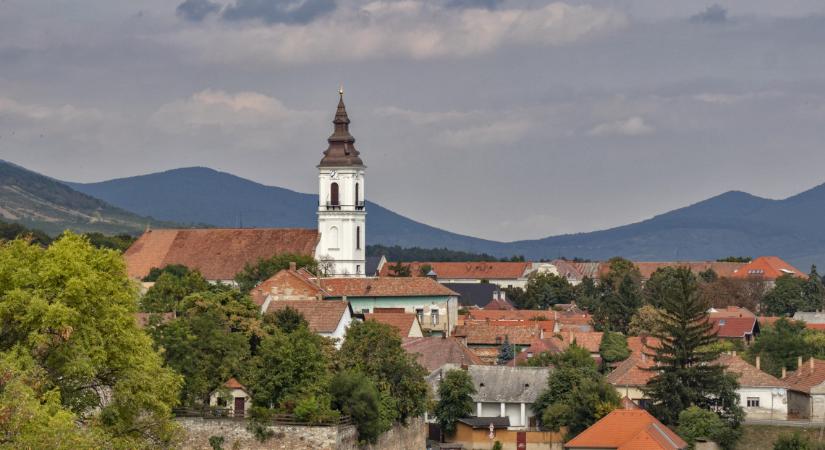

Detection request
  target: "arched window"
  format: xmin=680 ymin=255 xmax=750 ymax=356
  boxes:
xmin=330 ymin=182 xmax=339 ymax=206
xmin=328 ymin=226 xmax=339 ymax=249
xmin=355 ymin=183 xmax=360 ymax=204
xmin=356 ymin=226 xmax=361 ymax=250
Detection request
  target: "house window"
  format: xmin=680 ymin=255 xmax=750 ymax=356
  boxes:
xmin=747 ymin=397 xmax=760 ymax=407
xmin=356 ymin=264 xmax=361 ymax=274
xmin=416 ymin=308 xmax=424 ymax=324
xmin=431 ymin=309 xmax=439 ymax=325
xmin=355 ymin=182 xmax=359 ymax=204
xmin=356 ymin=226 xmax=361 ymax=249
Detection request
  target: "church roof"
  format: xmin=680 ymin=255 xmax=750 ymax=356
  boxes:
xmin=123 ymin=228 xmax=320 ymax=281
xmin=319 ymin=90 xmax=364 ymax=167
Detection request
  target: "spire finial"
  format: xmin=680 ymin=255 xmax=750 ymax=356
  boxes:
xmin=338 ymin=84 xmax=344 ymax=99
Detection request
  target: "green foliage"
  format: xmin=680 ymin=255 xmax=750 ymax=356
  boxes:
xmin=699 ymin=268 xmax=718 ymax=283
xmin=534 ymin=344 xmax=619 ymax=437
xmin=149 ymin=289 xmax=260 ymax=406
xmin=678 ymin=406 xmax=741 ymax=450
xmin=141 ymin=266 xmax=212 ymax=313
xmin=496 ymin=335 xmax=516 ymax=365
xmin=418 ymin=264 xmax=433 ymax=276
xmin=744 ymin=318 xmax=810 ymax=377
xmin=763 ymin=274 xmax=807 ymax=316
xmin=208 ymin=435 xmax=225 ymax=450
xmin=338 ymin=321 xmax=429 ymax=424
xmin=517 ymin=272 xmax=576 ymax=309
xmin=435 ymin=369 xmax=476 ymax=436
xmin=250 ymin=326 xmax=332 ymax=410
xmin=366 ymin=244 xmax=514 ymax=262
xmin=717 ymin=256 xmax=752 ymax=263
xmin=628 ymin=305 xmax=667 ymax=337
xmin=772 ymin=431 xmax=825 ymax=450
xmin=592 ymin=273 xmax=642 ymax=333
xmin=492 ymin=441 xmax=503 ymax=450
xmin=331 ymin=370 xmax=384 ymax=443
xmin=235 ymin=253 xmax=319 ymax=292
xmin=83 ymin=232 xmax=136 ymax=252
xmin=292 ymin=395 xmax=340 ymax=424
xmin=644 ymin=267 xmax=683 ymax=308
xmin=573 ymin=276 xmax=600 ymax=312
xmin=0 ymin=233 xmax=182 ymax=447
xmin=599 ymin=331 xmax=630 ymax=364
xmin=246 ymin=406 xmax=276 ymax=442
xmin=143 ymin=263 xmax=192 ymax=282
xmin=387 ymin=261 xmax=412 ymax=277
xmin=0 ymin=219 xmax=52 ymax=246
xmin=643 ymin=267 xmax=744 ymax=431
xmin=267 ymin=306 xmax=309 ymax=333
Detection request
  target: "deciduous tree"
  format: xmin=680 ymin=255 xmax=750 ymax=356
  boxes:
xmin=435 ymin=369 xmax=476 ymax=436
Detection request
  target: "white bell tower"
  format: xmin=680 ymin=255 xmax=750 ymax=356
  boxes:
xmin=317 ymin=88 xmax=366 ymax=277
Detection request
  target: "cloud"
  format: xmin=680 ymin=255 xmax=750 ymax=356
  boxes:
xmin=166 ymin=2 xmax=627 ymax=65
xmin=437 ymin=119 xmax=531 ymax=147
xmin=0 ymin=97 xmax=104 ymax=123
xmin=149 ymin=89 xmax=319 ymax=132
xmin=445 ymin=0 xmax=502 ymax=10
xmin=690 ymin=4 xmax=727 ymax=24
xmin=176 ymin=0 xmax=222 ymax=22
xmin=588 ymin=116 xmax=654 ymax=136
xmin=222 ymin=0 xmax=337 ymax=25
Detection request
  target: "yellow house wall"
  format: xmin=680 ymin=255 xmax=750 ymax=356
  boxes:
xmin=450 ymin=423 xmax=564 ymax=450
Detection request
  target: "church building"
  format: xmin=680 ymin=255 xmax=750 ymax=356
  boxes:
xmin=123 ymin=91 xmax=367 ymax=281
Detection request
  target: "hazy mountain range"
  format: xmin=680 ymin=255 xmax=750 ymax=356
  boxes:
xmin=2 ymin=160 xmax=823 ymax=269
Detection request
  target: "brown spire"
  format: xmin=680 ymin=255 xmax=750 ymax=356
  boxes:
xmin=319 ymin=87 xmax=363 ymax=167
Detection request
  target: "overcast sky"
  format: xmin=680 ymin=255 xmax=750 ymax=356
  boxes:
xmin=2 ymin=0 xmax=825 ymax=242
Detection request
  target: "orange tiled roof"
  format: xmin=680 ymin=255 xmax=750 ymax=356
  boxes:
xmin=511 ymin=337 xmax=565 ymax=366
xmin=566 ymin=409 xmax=687 ymax=449
xmin=709 ymin=306 xmax=756 ymax=319
xmin=709 ymin=316 xmax=758 ymax=338
xmin=402 ymin=337 xmax=484 ymax=372
xmin=607 ymin=353 xmax=657 ymax=387
xmin=455 ymin=323 xmax=541 ymax=346
xmin=124 ymin=228 xmax=320 ymax=280
xmin=224 ymin=377 xmax=247 ymax=391
xmin=597 ymin=261 xmax=744 ymax=280
xmin=784 ymin=358 xmax=825 ymax=393
xmin=379 ymin=261 xmax=531 ymax=280
xmin=731 ymin=256 xmax=805 ymax=280
xmin=464 ymin=319 xmax=555 ymax=334
xmin=265 ymin=301 xmax=349 ymax=333
xmin=250 ymin=268 xmax=325 ymax=306
xmin=466 ymin=310 xmax=552 ymax=321
xmin=365 ymin=312 xmax=419 ymax=337
xmin=320 ymin=277 xmax=458 ymax=298
xmin=559 ymin=331 xmax=604 ymax=353
xmin=716 ymin=353 xmax=786 ymax=388
xmin=626 ymin=336 xmax=661 ymax=355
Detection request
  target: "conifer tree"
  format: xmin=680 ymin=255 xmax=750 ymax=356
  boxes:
xmin=644 ymin=267 xmax=744 ymax=429
xmin=497 ymin=335 xmax=515 ymax=365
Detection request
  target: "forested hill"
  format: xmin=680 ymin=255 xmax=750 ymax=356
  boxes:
xmin=0 ymin=160 xmax=173 ymax=236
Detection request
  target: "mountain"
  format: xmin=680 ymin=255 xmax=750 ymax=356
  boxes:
xmin=0 ymin=160 xmax=173 ymax=236
xmin=68 ymin=166 xmax=825 ymax=269
xmin=67 ymin=167 xmax=504 ymax=252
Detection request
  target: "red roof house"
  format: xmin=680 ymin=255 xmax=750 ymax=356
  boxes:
xmin=565 ymin=408 xmax=687 ymax=449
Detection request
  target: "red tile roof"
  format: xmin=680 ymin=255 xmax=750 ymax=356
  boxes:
xmin=380 ymin=261 xmax=531 ymax=280
xmin=402 ymin=337 xmax=484 ymax=371
xmin=709 ymin=316 xmax=758 ymax=338
xmin=731 ymin=256 xmax=805 ymax=280
xmin=716 ymin=353 xmax=786 ymax=388
xmin=511 ymin=338 xmax=566 ymax=366
xmin=251 ymin=268 xmax=325 ymax=306
xmin=134 ymin=312 xmax=176 ymax=328
xmin=709 ymin=306 xmax=756 ymax=319
xmin=484 ymin=296 xmax=516 ymax=310
xmin=265 ymin=301 xmax=349 ymax=333
xmin=807 ymin=323 xmax=825 ymax=331
xmin=365 ymin=313 xmax=419 ymax=337
xmin=784 ymin=358 xmax=825 ymax=393
xmin=466 ymin=310 xmax=553 ymax=321
xmin=626 ymin=336 xmax=661 ymax=355
xmin=124 ymin=228 xmax=320 ymax=280
xmin=566 ymin=409 xmax=687 ymax=449
xmin=224 ymin=377 xmax=247 ymax=391
xmin=607 ymin=353 xmax=657 ymax=387
xmin=455 ymin=323 xmax=542 ymax=346
xmin=320 ymin=277 xmax=458 ymax=298
xmin=628 ymin=261 xmax=744 ymax=280
xmin=559 ymin=331 xmax=604 ymax=353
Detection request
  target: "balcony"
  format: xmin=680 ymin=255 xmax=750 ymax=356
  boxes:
xmin=324 ymin=202 xmax=366 ymax=211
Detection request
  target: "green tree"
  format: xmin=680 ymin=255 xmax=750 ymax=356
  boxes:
xmin=762 ymin=274 xmax=806 ymax=316
xmin=0 ymin=233 xmax=182 ymax=446
xmin=267 ymin=306 xmax=309 ymax=333
xmin=235 ymin=253 xmax=319 ymax=292
xmin=520 ymin=273 xmax=576 ymax=310
xmin=143 ymin=263 xmax=192 ymax=281
xmin=141 ymin=266 xmax=212 ymax=313
xmin=745 ymin=318 xmax=810 ymax=377
xmin=497 ymin=335 xmax=516 ymax=365
xmin=644 ymin=268 xmax=743 ymax=430
xmin=644 ymin=267 xmax=683 ymax=308
xmin=574 ymin=276 xmax=600 ymax=312
xmin=772 ymin=432 xmax=825 ymax=450
xmin=678 ymin=406 xmax=740 ymax=450
xmin=0 ymin=219 xmax=52 ymax=246
xmin=418 ymin=264 xmax=433 ymax=276
xmin=601 ymin=257 xmax=642 ymax=287
xmin=628 ymin=305 xmax=667 ymax=337
xmin=592 ymin=274 xmax=642 ymax=333
xmin=249 ymin=326 xmax=333 ymax=411
xmin=599 ymin=331 xmax=630 ymax=365
xmin=150 ymin=289 xmax=260 ymax=406
xmin=331 ymin=370 xmax=384 ymax=443
xmin=386 ymin=262 xmax=412 ymax=277
xmin=533 ymin=344 xmax=619 ymax=437
xmin=338 ymin=321 xmax=429 ymax=424
xmin=435 ymin=369 xmax=476 ymax=436
xmin=804 ymin=265 xmax=825 ymax=312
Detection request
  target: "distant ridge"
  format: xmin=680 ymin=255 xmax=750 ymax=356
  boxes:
xmin=67 ymin=165 xmax=825 ymax=269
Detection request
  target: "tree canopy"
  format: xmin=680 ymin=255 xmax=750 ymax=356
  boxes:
xmin=435 ymin=369 xmax=476 ymax=436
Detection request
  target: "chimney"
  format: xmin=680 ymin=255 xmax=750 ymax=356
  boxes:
xmin=799 ymin=356 xmax=803 ymax=368
xmin=289 ymin=261 xmax=297 ymax=271
xmin=811 ymin=357 xmax=816 ymax=372
xmin=756 ymin=356 xmax=761 ymax=370
xmin=732 ymin=351 xmax=737 ymax=356
xmin=782 ymin=367 xmax=787 ymax=379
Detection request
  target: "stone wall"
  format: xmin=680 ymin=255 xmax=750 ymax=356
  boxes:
xmin=177 ymin=416 xmax=425 ymax=450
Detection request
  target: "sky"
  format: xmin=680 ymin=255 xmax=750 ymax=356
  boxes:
xmin=2 ymin=0 xmax=825 ymax=242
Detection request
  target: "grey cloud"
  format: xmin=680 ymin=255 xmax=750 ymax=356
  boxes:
xmin=690 ymin=4 xmax=728 ymax=24
xmin=176 ymin=0 xmax=221 ymax=22
xmin=444 ymin=0 xmax=503 ymax=10
xmin=222 ymin=0 xmax=336 ymax=25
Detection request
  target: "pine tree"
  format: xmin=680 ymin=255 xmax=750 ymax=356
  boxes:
xmin=644 ymin=267 xmax=744 ymax=428
xmin=803 ymin=265 xmax=825 ymax=312
xmin=497 ymin=335 xmax=515 ymax=365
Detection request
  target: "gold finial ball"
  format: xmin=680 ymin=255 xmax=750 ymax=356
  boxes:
xmin=339 ymin=85 xmax=344 ymax=96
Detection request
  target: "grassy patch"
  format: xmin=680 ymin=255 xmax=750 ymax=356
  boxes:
xmin=738 ymin=424 xmax=825 ymax=449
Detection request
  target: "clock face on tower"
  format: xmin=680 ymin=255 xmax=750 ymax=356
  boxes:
xmin=330 ymin=170 xmax=338 ymax=179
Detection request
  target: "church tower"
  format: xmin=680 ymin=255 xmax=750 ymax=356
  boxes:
xmin=317 ymin=89 xmax=366 ymax=277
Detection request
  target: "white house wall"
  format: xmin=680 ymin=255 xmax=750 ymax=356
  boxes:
xmin=737 ymin=387 xmax=787 ymax=420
